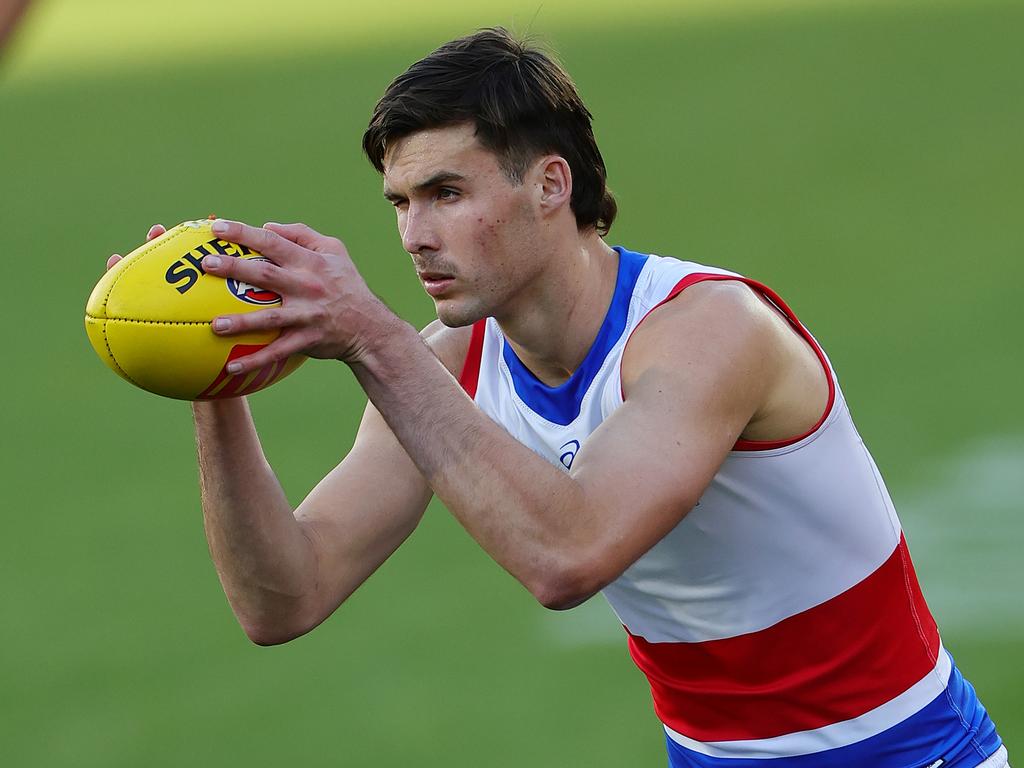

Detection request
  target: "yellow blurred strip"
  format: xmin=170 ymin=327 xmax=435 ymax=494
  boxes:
xmin=5 ymin=0 xmax=957 ymax=85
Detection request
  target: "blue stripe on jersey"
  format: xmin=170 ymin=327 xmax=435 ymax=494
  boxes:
xmin=502 ymin=246 xmax=648 ymax=426
xmin=665 ymin=653 xmax=1001 ymax=768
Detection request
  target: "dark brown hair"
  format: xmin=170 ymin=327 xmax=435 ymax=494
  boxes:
xmin=363 ymin=27 xmax=617 ymax=235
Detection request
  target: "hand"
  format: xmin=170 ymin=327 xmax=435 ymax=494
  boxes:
xmin=107 ymin=224 xmax=166 ymax=270
xmin=200 ymin=219 xmax=394 ymax=374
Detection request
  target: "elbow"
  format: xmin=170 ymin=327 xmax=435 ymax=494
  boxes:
xmin=241 ymin=621 xmax=304 ymax=647
xmin=238 ymin=608 xmax=323 ymax=647
xmin=537 ymin=590 xmax=595 ymax=612
xmin=245 ymin=630 xmax=295 ymax=647
xmin=529 ymin=561 xmax=609 ymax=611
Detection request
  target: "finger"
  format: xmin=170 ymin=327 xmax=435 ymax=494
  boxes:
xmin=107 ymin=254 xmax=123 ymax=270
xmin=225 ymin=329 xmax=314 ymax=375
xmin=200 ymin=250 xmax=309 ymax=295
xmin=211 ymin=219 xmax=307 ymax=265
xmin=211 ymin=306 xmax=304 ymax=336
xmin=264 ymin=222 xmax=344 ymax=255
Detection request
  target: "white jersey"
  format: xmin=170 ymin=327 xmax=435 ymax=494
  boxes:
xmin=457 ymin=247 xmax=1002 ymax=767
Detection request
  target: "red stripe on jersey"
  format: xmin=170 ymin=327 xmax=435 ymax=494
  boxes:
xmin=627 ymin=534 xmax=940 ymax=742
xmin=623 ymin=273 xmax=836 ymax=451
xmin=458 ymin=320 xmax=487 ymax=399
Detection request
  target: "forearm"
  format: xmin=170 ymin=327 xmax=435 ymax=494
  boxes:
xmin=193 ymin=398 xmax=320 ymax=642
xmin=350 ymin=319 xmax=600 ymax=607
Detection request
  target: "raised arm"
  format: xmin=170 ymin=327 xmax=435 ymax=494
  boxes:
xmin=194 ymin=320 xmax=468 ymax=645
xmin=107 ymin=228 xmax=467 ymax=644
xmin=347 ymin=282 xmax=787 ymax=608
xmin=203 ymin=220 xmax=825 ymax=611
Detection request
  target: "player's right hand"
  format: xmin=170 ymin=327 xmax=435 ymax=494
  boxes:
xmin=106 ymin=224 xmax=165 ymax=270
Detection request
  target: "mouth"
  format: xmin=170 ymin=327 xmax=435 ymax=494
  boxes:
xmin=417 ymin=271 xmax=456 ymax=297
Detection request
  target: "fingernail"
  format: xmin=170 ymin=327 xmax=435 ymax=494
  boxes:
xmin=213 ymin=317 xmax=230 ymax=332
xmin=264 ymin=221 xmax=281 ymax=228
xmin=227 ymin=362 xmax=242 ymax=374
xmin=211 ymin=219 xmax=229 ymax=234
xmin=204 ymin=255 xmax=222 ymax=269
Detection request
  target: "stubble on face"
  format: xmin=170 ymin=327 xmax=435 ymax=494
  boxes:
xmin=384 ymin=125 xmax=548 ymax=329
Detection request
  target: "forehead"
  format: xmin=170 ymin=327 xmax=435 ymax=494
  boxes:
xmin=382 ymin=123 xmax=502 ymax=187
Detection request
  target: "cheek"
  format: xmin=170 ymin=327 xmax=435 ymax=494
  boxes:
xmin=455 ymin=194 xmax=536 ymax=286
xmin=475 ymin=217 xmax=503 ymax=250
xmin=473 ymin=195 xmax=531 ymax=250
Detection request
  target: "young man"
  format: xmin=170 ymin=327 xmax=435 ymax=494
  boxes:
xmin=114 ymin=28 xmax=1007 ymax=767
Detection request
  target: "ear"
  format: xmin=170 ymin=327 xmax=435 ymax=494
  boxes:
xmin=534 ymin=156 xmax=573 ymax=217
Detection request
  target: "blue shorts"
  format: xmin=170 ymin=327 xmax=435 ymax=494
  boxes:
xmin=663 ymin=658 xmax=1003 ymax=768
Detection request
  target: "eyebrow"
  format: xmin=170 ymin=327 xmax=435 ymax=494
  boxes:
xmin=383 ymin=171 xmax=467 ymax=202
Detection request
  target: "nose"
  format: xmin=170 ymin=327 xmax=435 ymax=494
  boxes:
xmin=400 ymin=203 xmax=441 ymax=256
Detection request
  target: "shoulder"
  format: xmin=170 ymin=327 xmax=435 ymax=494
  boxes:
xmin=621 ymin=279 xmax=782 ymax=402
xmin=625 ymin=279 xmax=780 ymax=365
xmin=420 ymin=319 xmax=474 ymax=377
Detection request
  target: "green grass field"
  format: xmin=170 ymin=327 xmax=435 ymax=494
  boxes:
xmin=1 ymin=0 xmax=1021 ymax=764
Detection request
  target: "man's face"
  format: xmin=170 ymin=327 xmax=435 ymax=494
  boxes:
xmin=382 ymin=123 xmax=549 ymax=327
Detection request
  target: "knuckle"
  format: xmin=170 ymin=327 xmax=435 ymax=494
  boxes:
xmin=254 ymin=260 xmax=277 ymax=284
xmin=252 ymin=225 xmax=278 ymax=252
xmin=302 ymin=275 xmax=326 ymax=298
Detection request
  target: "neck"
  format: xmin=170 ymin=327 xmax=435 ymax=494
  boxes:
xmin=494 ymin=231 xmax=619 ymax=387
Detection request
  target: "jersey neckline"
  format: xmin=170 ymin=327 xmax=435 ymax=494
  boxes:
xmin=500 ymin=246 xmax=648 ymax=426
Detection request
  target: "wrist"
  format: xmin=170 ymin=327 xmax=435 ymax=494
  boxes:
xmin=341 ymin=300 xmax=418 ymax=369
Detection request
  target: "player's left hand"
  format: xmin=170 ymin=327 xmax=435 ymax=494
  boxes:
xmin=202 ymin=219 xmax=394 ymax=374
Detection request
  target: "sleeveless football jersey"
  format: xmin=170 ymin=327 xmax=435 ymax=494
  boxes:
xmin=457 ymin=246 xmax=1003 ymax=767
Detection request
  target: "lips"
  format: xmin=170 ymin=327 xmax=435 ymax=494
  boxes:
xmin=417 ymin=271 xmax=456 ymax=297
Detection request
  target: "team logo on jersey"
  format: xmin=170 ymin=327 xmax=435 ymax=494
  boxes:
xmin=227 ymin=258 xmax=280 ymax=305
xmin=559 ymin=440 xmax=580 ymax=470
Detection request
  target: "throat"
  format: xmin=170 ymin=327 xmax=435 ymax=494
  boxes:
xmin=506 ymin=345 xmax=576 ymax=388
xmin=499 ymin=242 xmax=624 ymax=389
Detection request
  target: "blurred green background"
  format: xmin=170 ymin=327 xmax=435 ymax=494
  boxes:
xmin=1 ymin=0 xmax=1020 ymax=764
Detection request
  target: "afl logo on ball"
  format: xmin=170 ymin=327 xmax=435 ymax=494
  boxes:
xmin=227 ymin=259 xmax=280 ymax=305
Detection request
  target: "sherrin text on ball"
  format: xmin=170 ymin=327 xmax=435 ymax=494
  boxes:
xmin=85 ymin=219 xmax=306 ymax=400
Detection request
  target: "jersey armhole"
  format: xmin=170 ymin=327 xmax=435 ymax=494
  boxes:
xmin=458 ymin=319 xmax=487 ymax=399
xmin=623 ymin=273 xmax=836 ymax=452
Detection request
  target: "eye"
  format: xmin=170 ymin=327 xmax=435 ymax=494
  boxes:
xmin=437 ymin=187 xmax=459 ymax=201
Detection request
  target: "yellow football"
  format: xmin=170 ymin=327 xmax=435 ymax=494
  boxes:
xmin=85 ymin=219 xmax=306 ymax=400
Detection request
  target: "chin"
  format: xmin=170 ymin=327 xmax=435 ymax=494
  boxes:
xmin=433 ymin=297 xmax=487 ymax=328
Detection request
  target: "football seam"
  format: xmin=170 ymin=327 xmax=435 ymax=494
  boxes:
xmin=88 ymin=317 xmax=214 ymax=326
xmin=101 ymin=225 xmax=195 ymax=316
xmin=99 ymin=318 xmax=145 ymax=388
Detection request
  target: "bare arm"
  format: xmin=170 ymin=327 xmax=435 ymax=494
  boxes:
xmin=194 ymin=321 xmax=468 ymax=644
xmin=202 ymin=220 xmax=811 ymax=610
xmin=346 ymin=284 xmax=777 ymax=608
xmin=107 ymin=228 xmax=467 ymax=644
